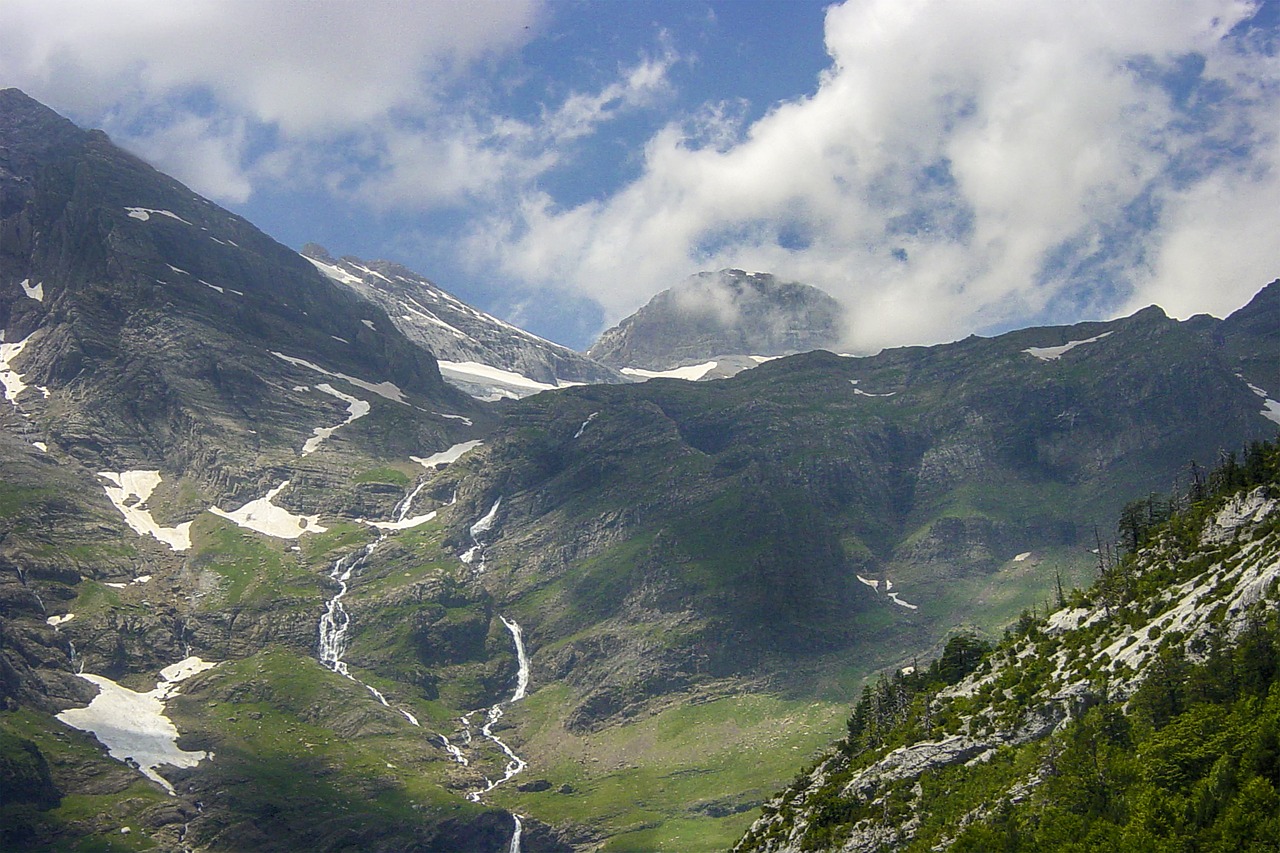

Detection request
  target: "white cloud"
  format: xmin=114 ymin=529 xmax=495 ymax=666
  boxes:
xmin=2 ymin=0 xmax=1274 ymax=351
xmin=473 ymin=0 xmax=1278 ymax=350
xmin=0 ymin=0 xmax=541 ymax=200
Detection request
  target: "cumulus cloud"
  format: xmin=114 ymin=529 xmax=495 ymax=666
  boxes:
xmin=473 ymin=0 xmax=1278 ymax=351
xmin=1 ymin=0 xmax=1274 ymax=351
xmin=0 ymin=0 xmax=541 ymax=200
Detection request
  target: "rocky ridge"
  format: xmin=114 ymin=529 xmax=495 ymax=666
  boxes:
xmin=301 ymin=244 xmax=623 ymax=400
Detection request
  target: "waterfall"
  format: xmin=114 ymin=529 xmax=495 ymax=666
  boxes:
xmin=508 ymin=814 xmax=523 ymax=853
xmin=317 ymin=542 xmax=378 ymax=678
xmin=461 ymin=615 xmax=531 ymax=803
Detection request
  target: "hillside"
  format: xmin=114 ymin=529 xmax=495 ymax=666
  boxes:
xmin=1 ymin=89 xmax=1277 ymax=853
xmin=736 ymin=441 xmax=1280 ymax=852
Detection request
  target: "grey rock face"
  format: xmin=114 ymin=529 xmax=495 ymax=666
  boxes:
xmin=301 ymin=244 xmax=623 ymax=397
xmin=587 ymin=269 xmax=846 ymax=371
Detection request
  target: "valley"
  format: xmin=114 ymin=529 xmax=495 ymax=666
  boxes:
xmin=1 ymin=87 xmax=1278 ymax=853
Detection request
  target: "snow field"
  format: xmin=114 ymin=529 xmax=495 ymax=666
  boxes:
xmin=210 ymin=480 xmax=326 ymax=539
xmin=56 ymin=657 xmax=219 ymax=794
xmin=412 ymin=439 xmax=483 ymax=469
xmin=98 ymin=470 xmax=193 ymax=551
xmin=1022 ymin=331 xmax=1113 ymax=361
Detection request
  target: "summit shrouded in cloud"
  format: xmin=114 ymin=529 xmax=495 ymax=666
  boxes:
xmin=2 ymin=0 xmax=1276 ymax=352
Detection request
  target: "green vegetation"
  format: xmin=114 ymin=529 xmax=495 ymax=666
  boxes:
xmin=739 ymin=439 xmax=1280 ymax=852
xmin=165 ymin=647 xmax=500 ymax=851
xmin=0 ymin=709 xmax=171 ymax=852
xmin=188 ymin=515 xmax=321 ymax=608
xmin=946 ymin=618 xmax=1280 ymax=852
xmin=508 ymin=684 xmax=846 ymax=851
xmin=0 ymin=483 xmax=53 ymax=517
xmin=352 ymin=466 xmax=411 ymax=486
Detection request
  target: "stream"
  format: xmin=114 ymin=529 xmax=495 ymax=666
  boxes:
xmin=314 ymin=478 xmax=532 ymax=851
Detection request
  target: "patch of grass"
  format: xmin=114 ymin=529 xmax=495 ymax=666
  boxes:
xmin=353 ymin=466 xmax=412 ymax=487
xmin=188 ymin=516 xmax=319 ymax=608
xmin=164 ymin=648 xmax=497 ymax=849
xmin=501 ymin=684 xmax=845 ymax=849
xmin=0 ymin=483 xmax=54 ymax=517
xmin=299 ymin=520 xmax=372 ymax=562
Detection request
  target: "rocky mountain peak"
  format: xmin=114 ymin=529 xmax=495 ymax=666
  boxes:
xmin=587 ymin=268 xmax=846 ymax=372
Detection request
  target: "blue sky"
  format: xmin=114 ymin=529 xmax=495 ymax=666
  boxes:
xmin=2 ymin=0 xmax=1278 ymax=352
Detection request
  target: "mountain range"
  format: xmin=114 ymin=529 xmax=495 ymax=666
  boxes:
xmin=1 ymin=88 xmax=1278 ymax=852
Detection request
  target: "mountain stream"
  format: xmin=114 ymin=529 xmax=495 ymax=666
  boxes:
xmin=315 ymin=479 xmax=531 ymax=850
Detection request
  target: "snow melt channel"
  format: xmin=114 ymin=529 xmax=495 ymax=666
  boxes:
xmin=301 ymin=383 xmax=371 ymax=455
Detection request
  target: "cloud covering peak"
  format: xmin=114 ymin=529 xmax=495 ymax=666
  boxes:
xmin=2 ymin=0 xmax=1275 ymax=352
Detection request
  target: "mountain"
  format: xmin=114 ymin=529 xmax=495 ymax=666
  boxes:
xmin=587 ymin=268 xmax=846 ymax=376
xmin=415 ymin=291 xmax=1276 ymax=846
xmin=735 ymin=441 xmax=1280 ymax=852
xmin=300 ymin=245 xmax=624 ymax=400
xmin=0 ymin=88 xmax=555 ymax=851
xmin=2 ymin=88 xmax=1278 ymax=853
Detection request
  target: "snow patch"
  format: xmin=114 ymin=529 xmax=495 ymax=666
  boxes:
xmin=361 ymin=319 xmax=376 ymax=330
xmin=1245 ymin=383 xmax=1280 ymax=426
xmin=437 ymin=360 xmax=560 ymax=396
xmin=98 ymin=471 xmax=193 ymax=551
xmin=20 ymin=279 xmax=44 ymax=301
xmin=210 ymin=481 xmax=326 ymax=539
xmin=56 ymin=657 xmax=218 ymax=794
xmin=1023 ymin=331 xmax=1113 ymax=361
xmin=124 ymin=207 xmax=192 ymax=225
xmin=32 ymin=441 xmax=47 ymax=452
xmin=301 ymin=383 xmax=371 ymax=455
xmin=47 ymin=613 xmax=74 ymax=628
xmin=1 ymin=331 xmax=33 ymax=403
xmin=272 ymin=351 xmax=408 ymax=405
xmin=1013 ymin=552 xmax=1032 ymax=562
xmin=621 ymin=361 xmax=719 ymax=381
xmin=856 ymin=574 xmax=881 ymax=591
xmin=850 ymin=380 xmax=896 ymax=397
xmin=887 ymin=591 xmax=919 ymax=610
xmin=304 ymin=254 xmax=365 ymax=286
xmin=412 ymin=440 xmax=483 ymax=469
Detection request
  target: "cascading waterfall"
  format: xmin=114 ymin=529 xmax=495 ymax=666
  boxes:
xmin=508 ymin=814 xmax=523 ymax=853
xmin=462 ymin=615 xmax=531 ymax=804
xmin=315 ymin=479 xmax=435 ymax=727
xmin=317 ymin=542 xmax=378 ymax=679
xmin=392 ymin=480 xmax=428 ymax=523
xmin=460 ymin=497 xmax=502 ymax=570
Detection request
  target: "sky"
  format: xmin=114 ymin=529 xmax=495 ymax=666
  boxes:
xmin=2 ymin=0 xmax=1278 ymax=353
